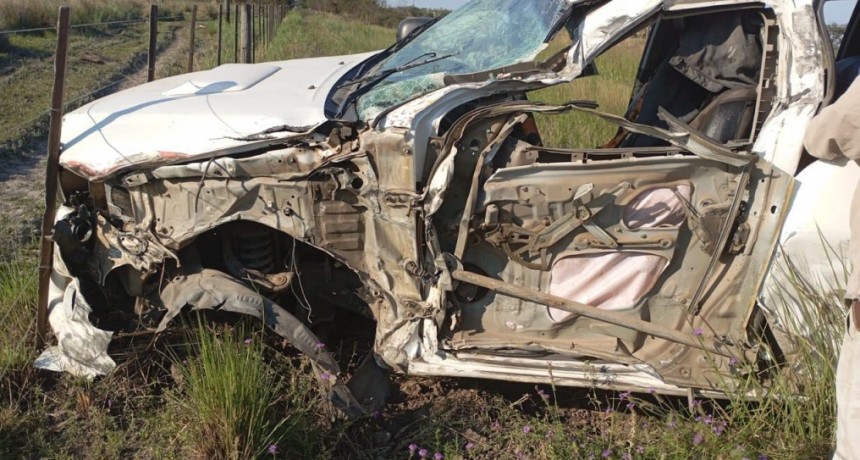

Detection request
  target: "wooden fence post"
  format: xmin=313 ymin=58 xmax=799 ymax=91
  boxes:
xmin=240 ymin=4 xmax=252 ymax=63
xmin=36 ymin=6 xmax=72 ymax=350
xmin=147 ymin=4 xmax=158 ymax=82
xmin=187 ymin=5 xmax=197 ymax=73
xmin=234 ymin=3 xmax=239 ymax=63
xmin=225 ymin=0 xmax=231 ymax=23
xmin=217 ymin=4 xmax=223 ymax=66
xmin=250 ymin=4 xmax=255 ymax=63
xmin=269 ymin=4 xmax=274 ymax=42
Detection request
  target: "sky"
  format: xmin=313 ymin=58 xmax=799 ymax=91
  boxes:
xmin=825 ymin=0 xmax=856 ymax=24
xmin=391 ymin=0 xmax=856 ymax=24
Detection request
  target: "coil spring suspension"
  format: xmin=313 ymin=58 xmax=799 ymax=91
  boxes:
xmin=235 ymin=226 xmax=276 ymax=273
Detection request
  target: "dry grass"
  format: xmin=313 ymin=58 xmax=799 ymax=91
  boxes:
xmin=261 ymin=10 xmax=393 ymax=61
xmin=0 ymin=0 xmax=216 ymax=31
xmin=532 ymin=38 xmax=645 ymax=148
xmin=0 ymin=0 xmax=148 ymax=30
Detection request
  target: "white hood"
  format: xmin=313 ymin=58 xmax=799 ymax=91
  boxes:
xmin=59 ymin=52 xmax=377 ymax=180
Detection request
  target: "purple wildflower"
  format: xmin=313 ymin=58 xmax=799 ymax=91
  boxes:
xmin=647 ymin=387 xmax=656 ymax=395
xmin=713 ymin=424 xmax=725 ymax=436
xmin=408 ymin=443 xmax=418 ymax=453
xmin=622 ymin=453 xmax=632 ymax=460
xmin=602 ymin=448 xmax=613 ymax=458
xmin=491 ymin=420 xmax=501 ymax=430
xmin=729 ymin=356 xmax=739 ymax=366
xmin=244 ymin=338 xmax=252 ymax=345
xmin=693 ymin=327 xmax=704 ymax=336
xmin=758 ymin=455 xmax=768 ymax=460
xmin=636 ymin=446 xmax=645 ymax=454
xmin=267 ymin=444 xmax=279 ymax=455
xmin=693 ymin=432 xmax=704 ymax=446
xmin=371 ymin=409 xmax=381 ymax=419
xmin=619 ymin=391 xmax=632 ymax=400
xmin=464 ymin=442 xmax=475 ymax=450
xmin=522 ymin=425 xmax=532 ymax=434
xmin=434 ymin=453 xmax=444 ymax=460
xmin=604 ymin=405 xmax=613 ymax=414
xmin=320 ymin=371 xmax=331 ymax=382
xmin=703 ymin=414 xmax=713 ymax=425
xmin=418 ymin=448 xmax=429 ymax=458
xmin=626 ymin=402 xmax=635 ymax=410
xmin=667 ymin=420 xmax=678 ymax=429
xmin=314 ymin=342 xmax=326 ymax=350
xmin=537 ymin=387 xmax=550 ymax=401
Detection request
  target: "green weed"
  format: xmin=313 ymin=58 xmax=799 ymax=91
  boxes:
xmin=0 ymin=255 xmax=38 ymax=372
xmin=172 ymin=322 xmax=333 ymax=459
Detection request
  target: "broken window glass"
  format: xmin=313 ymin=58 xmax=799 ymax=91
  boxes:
xmin=357 ymin=0 xmax=570 ymax=120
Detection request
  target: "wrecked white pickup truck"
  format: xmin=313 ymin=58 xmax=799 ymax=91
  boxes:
xmin=37 ymin=0 xmax=860 ymax=415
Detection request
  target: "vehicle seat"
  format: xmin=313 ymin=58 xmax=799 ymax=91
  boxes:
xmin=616 ymin=11 xmax=763 ymax=148
xmin=688 ymin=85 xmax=757 ymax=144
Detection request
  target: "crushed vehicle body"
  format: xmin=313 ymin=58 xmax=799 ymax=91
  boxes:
xmin=38 ymin=0 xmax=853 ymax=414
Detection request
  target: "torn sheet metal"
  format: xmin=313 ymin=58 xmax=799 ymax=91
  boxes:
xmin=155 ymin=268 xmax=373 ymax=416
xmin=58 ymin=52 xmax=376 ymax=181
xmin=156 ymin=269 xmax=341 ymax=374
xmin=408 ymin=352 xmax=750 ymax=399
xmin=34 ymin=251 xmax=115 ymax=379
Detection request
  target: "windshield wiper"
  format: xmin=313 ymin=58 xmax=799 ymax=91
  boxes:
xmin=334 ymin=52 xmax=456 ymax=119
xmin=336 ymin=52 xmax=456 ymax=90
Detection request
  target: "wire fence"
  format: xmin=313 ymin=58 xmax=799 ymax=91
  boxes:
xmin=0 ymin=2 xmax=291 ymax=155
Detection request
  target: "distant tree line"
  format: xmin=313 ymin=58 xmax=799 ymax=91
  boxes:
xmin=828 ymin=22 xmax=847 ymax=50
xmin=296 ymin=0 xmax=448 ymax=27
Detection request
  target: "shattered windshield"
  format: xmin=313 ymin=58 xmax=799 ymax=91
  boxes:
xmin=355 ymin=0 xmax=571 ymax=120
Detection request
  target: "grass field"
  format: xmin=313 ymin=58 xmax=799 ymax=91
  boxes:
xmin=0 ymin=9 xmax=843 ymax=459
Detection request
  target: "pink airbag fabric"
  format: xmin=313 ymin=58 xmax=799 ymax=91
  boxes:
xmin=547 ymin=185 xmax=690 ymax=321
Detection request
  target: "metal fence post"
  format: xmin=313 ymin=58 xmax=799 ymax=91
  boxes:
xmin=36 ymin=6 xmax=72 ymax=350
xmin=147 ymin=4 xmax=158 ymax=82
